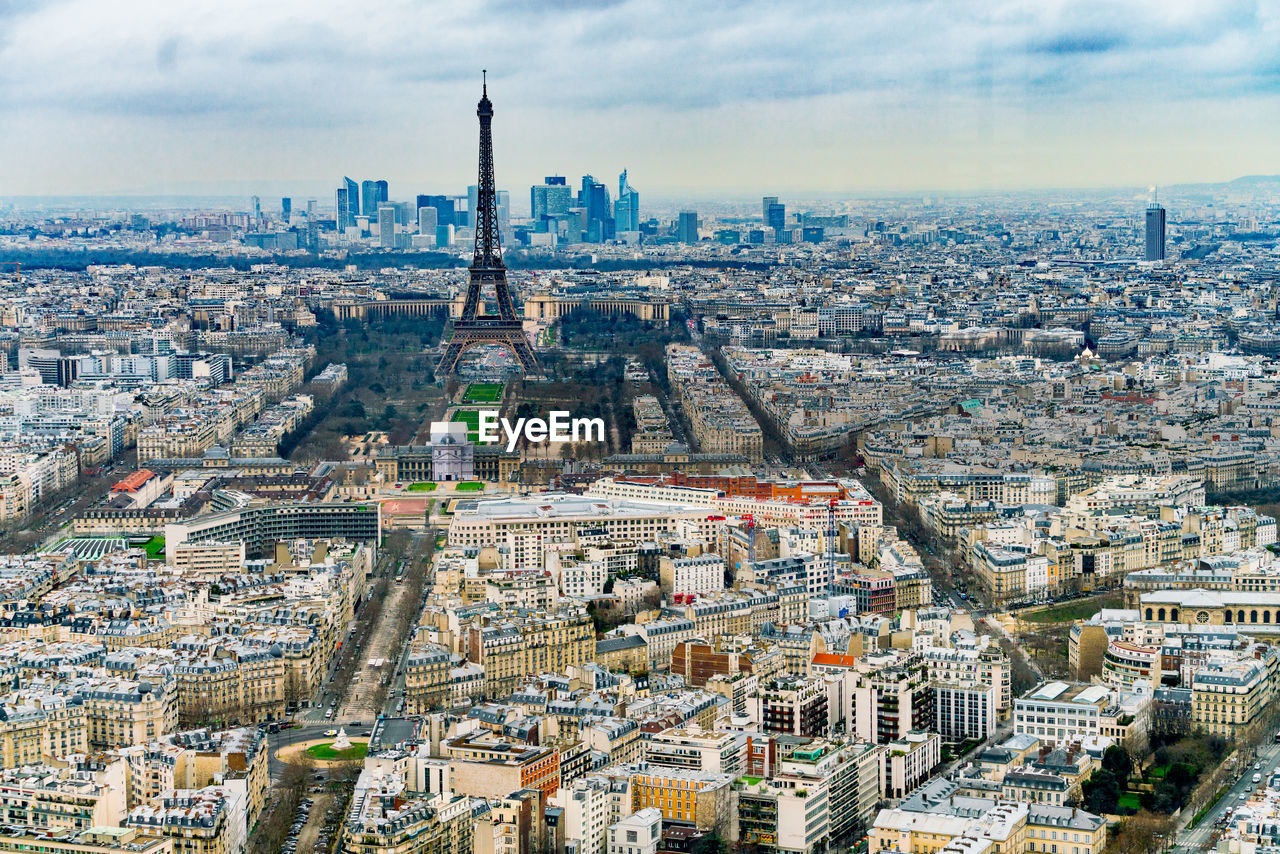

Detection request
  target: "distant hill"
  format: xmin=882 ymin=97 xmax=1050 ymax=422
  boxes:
xmin=1168 ymin=175 xmax=1280 ymax=193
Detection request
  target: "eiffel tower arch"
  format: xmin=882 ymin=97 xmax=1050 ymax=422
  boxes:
xmin=438 ymin=74 xmax=540 ymax=376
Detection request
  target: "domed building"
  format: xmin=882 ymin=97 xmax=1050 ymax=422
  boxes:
xmin=429 ymin=422 xmax=474 ymax=482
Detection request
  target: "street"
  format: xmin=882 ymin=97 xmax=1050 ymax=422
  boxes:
xmin=1171 ymin=742 xmax=1280 ymax=853
xmin=267 ymin=527 xmax=436 ymax=780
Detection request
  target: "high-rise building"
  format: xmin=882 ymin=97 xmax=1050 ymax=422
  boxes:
xmin=417 ymin=195 xmax=455 ymax=227
xmin=306 ymin=198 xmax=317 ymax=218
xmin=335 ymin=188 xmax=349 ymax=228
xmin=762 ymin=196 xmax=778 ymax=223
xmin=531 ymin=177 xmax=571 ymax=232
xmin=468 ymin=185 xmax=480 ymax=230
xmin=677 ymin=211 xmax=699 ymax=244
xmin=361 ymin=180 xmax=388 ymax=217
xmin=1145 ymin=203 xmax=1166 ymax=261
xmin=337 ymin=177 xmax=359 ymax=230
xmin=497 ymin=190 xmax=510 ymax=231
xmin=280 ymin=197 xmax=291 ymax=221
xmin=766 ymin=199 xmax=786 ymax=233
xmin=250 ymin=196 xmax=261 ymax=223
xmin=378 ymin=204 xmax=397 ymax=249
xmin=616 ymin=170 xmax=640 ymax=233
xmin=418 ymin=205 xmax=438 ymax=237
xmin=583 ymin=177 xmax=613 ymax=239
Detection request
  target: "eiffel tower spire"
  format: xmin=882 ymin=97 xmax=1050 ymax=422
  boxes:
xmin=472 ymin=69 xmax=501 ymax=272
xmin=439 ymin=75 xmax=540 ymax=376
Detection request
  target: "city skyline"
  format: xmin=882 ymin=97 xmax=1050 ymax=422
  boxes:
xmin=3 ymin=0 xmax=1278 ymax=197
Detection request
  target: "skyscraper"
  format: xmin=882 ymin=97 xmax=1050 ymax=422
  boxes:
xmin=762 ymin=196 xmax=778 ymax=223
xmin=281 ymin=197 xmax=292 ymax=221
xmin=677 ymin=211 xmax=699 ymax=244
xmin=766 ymin=199 xmax=786 ymax=233
xmin=337 ymin=177 xmax=359 ymax=230
xmin=418 ymin=205 xmax=438 ymax=239
xmin=418 ymin=195 xmax=456 ymax=227
xmin=497 ymin=190 xmax=510 ymax=232
xmin=250 ymin=196 xmax=261 ymax=222
xmin=616 ymin=170 xmax=640 ymax=233
xmin=335 ymin=188 xmax=349 ymax=228
xmin=578 ymin=175 xmax=613 ymax=242
xmin=531 ymin=177 xmax=571 ymax=231
xmin=378 ymin=204 xmax=396 ymax=249
xmin=468 ymin=185 xmax=480 ymax=230
xmin=1145 ymin=203 xmax=1166 ymax=261
xmin=362 ymin=180 xmax=388 ymax=217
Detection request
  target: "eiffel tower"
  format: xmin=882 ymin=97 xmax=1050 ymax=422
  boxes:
xmin=438 ymin=74 xmax=540 ymax=376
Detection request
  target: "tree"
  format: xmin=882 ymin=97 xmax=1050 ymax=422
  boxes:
xmin=691 ymin=833 xmax=726 ymax=854
xmin=1081 ymin=768 xmax=1120 ymax=815
xmin=1103 ymin=745 xmax=1134 ymax=783
xmin=1112 ymin=810 xmax=1173 ymax=854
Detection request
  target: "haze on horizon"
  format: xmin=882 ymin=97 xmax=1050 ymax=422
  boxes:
xmin=2 ymin=0 xmax=1278 ymax=202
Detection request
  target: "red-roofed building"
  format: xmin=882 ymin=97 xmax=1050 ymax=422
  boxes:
xmin=112 ymin=469 xmax=156 ymax=493
xmin=811 ymin=653 xmax=862 ymax=673
xmin=109 ymin=469 xmax=167 ymax=508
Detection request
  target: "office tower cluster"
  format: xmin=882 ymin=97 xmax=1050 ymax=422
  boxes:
xmin=530 ymin=169 xmax=642 ymax=246
xmin=328 ymin=176 xmax=514 ymax=250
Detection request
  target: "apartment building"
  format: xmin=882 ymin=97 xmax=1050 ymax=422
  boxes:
xmin=871 ymin=778 xmax=1107 ymax=854
xmin=645 ymin=725 xmax=745 ymax=776
xmin=128 ymin=787 xmax=246 ymax=854
xmin=1191 ymin=655 xmax=1277 ymax=740
xmin=445 ymin=731 xmax=561 ymax=799
xmin=659 ymin=555 xmax=726 ymax=597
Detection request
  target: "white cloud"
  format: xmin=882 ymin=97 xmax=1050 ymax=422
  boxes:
xmin=1 ymin=0 xmax=1278 ymax=195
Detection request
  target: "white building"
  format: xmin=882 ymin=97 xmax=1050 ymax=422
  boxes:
xmin=608 ymin=808 xmax=661 ymax=854
xmin=883 ymin=732 xmax=941 ymax=799
xmin=560 ymin=560 xmax=608 ymax=598
xmin=554 ymin=776 xmax=612 ymax=854
xmin=660 ymin=554 xmax=726 ymax=597
xmin=934 ymin=681 xmax=997 ymax=741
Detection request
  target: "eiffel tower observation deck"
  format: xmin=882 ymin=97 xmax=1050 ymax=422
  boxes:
xmin=438 ymin=73 xmax=540 ymax=376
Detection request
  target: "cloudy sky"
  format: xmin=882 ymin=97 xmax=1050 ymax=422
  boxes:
xmin=2 ymin=0 xmax=1278 ymax=202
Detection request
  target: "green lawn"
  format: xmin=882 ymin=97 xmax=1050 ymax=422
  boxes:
xmin=305 ymin=741 xmax=368 ymax=761
xmin=1019 ymin=593 xmax=1125 ymax=623
xmin=143 ymin=536 xmax=165 ymax=558
xmin=455 ymin=482 xmax=485 ymax=492
xmin=462 ymin=382 xmax=504 ymax=403
xmin=450 ymin=408 xmax=500 ymax=443
xmin=406 ymin=482 xmax=437 ymax=492
xmin=1117 ymin=792 xmax=1142 ymax=813
xmin=451 ymin=409 xmax=481 ymax=442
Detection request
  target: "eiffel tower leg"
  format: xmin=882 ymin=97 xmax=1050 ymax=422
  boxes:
xmin=438 ymin=336 xmax=468 ymax=375
xmin=509 ymin=335 xmax=539 ymax=374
